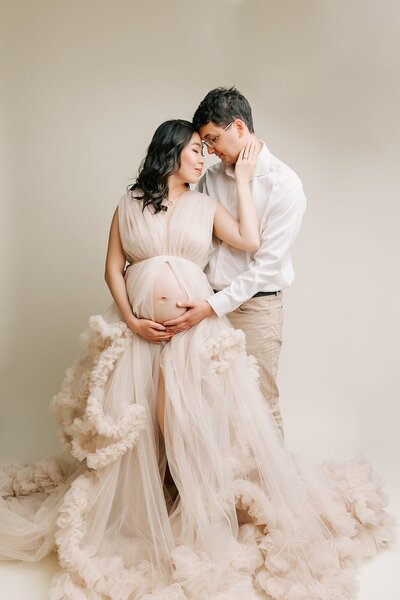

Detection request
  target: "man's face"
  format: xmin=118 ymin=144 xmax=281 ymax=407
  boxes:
xmin=199 ymin=121 xmax=244 ymax=166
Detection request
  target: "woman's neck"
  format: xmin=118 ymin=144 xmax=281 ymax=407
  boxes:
xmin=167 ymin=177 xmax=188 ymax=202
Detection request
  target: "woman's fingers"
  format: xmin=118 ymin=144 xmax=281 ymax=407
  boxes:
xmin=151 ymin=321 xmax=166 ymax=331
xmin=242 ymin=141 xmax=258 ymax=161
xmin=157 ymin=331 xmax=174 ymax=339
xmin=247 ymin=142 xmax=257 ymax=166
xmin=235 ymin=141 xmax=258 ymax=180
xmin=247 ymin=142 xmax=255 ymax=157
xmin=242 ymin=142 xmax=251 ymax=160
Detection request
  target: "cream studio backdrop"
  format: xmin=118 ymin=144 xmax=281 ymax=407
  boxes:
xmin=1 ymin=0 xmax=399 ymax=598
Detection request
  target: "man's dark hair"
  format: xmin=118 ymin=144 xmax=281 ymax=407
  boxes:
xmin=193 ymin=86 xmax=254 ymax=133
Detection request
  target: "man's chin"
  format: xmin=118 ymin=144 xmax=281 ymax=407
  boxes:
xmin=219 ymin=154 xmax=234 ymax=166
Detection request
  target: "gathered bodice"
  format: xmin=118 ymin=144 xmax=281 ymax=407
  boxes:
xmin=118 ymin=190 xmax=217 ymax=270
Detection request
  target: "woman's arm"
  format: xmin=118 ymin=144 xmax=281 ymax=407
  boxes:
xmin=162 ymin=142 xmax=260 ymax=335
xmin=212 ymin=141 xmax=260 ymax=252
xmin=105 ymin=208 xmax=173 ymax=343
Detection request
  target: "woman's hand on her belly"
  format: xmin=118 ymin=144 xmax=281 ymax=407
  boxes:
xmin=127 ymin=314 xmax=176 ymax=344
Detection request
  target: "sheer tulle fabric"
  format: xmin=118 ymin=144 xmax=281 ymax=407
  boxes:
xmin=0 ymin=191 xmax=395 ymax=599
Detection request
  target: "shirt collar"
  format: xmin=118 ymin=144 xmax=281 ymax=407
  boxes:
xmin=224 ymin=141 xmax=272 ymax=179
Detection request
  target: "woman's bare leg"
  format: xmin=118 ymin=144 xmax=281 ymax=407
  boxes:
xmin=157 ymin=368 xmax=165 ymax=436
xmin=157 ymin=368 xmax=179 ymax=505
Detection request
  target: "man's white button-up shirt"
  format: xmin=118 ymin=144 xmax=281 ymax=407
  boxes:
xmin=197 ymin=143 xmax=306 ymax=317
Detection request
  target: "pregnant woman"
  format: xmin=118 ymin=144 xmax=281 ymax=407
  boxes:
xmin=0 ymin=120 xmax=394 ymax=600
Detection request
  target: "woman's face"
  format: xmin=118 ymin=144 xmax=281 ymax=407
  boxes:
xmin=176 ymin=132 xmax=204 ymax=184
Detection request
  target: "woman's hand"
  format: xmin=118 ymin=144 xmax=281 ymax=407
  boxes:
xmin=105 ymin=209 xmax=174 ymax=345
xmin=234 ymin=141 xmax=258 ymax=182
xmin=212 ymin=140 xmax=261 ymax=252
xmin=127 ymin=314 xmax=174 ymax=344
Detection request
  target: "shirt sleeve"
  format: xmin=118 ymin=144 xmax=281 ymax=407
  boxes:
xmin=207 ymin=179 xmax=306 ymax=317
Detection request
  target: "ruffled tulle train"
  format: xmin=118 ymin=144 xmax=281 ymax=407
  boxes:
xmin=0 ymin=191 xmax=395 ymax=598
xmin=0 ymin=310 xmax=395 ymax=599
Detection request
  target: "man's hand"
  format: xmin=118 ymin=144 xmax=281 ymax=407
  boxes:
xmin=164 ymin=300 xmax=215 ymax=334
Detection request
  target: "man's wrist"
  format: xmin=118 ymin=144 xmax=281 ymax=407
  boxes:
xmin=207 ymin=292 xmax=233 ymax=318
xmin=205 ymin=300 xmax=216 ymax=316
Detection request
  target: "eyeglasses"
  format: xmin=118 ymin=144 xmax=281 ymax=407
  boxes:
xmin=202 ymin=122 xmax=233 ymax=153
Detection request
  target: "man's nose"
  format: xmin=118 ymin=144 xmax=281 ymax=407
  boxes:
xmin=207 ymin=145 xmax=215 ymax=155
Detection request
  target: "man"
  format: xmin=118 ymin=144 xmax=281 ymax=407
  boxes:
xmin=164 ymin=87 xmax=306 ymax=436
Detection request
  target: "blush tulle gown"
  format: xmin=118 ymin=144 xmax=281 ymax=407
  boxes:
xmin=0 ymin=191 xmax=395 ymax=599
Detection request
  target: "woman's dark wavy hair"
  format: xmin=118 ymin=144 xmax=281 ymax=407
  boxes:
xmin=128 ymin=119 xmax=195 ymax=214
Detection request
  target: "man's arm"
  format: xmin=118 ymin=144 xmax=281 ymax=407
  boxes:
xmin=164 ymin=178 xmax=305 ymax=333
xmin=208 ymin=181 xmax=306 ymax=317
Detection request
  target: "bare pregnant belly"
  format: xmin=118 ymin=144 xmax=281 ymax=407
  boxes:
xmin=152 ymin=262 xmax=188 ymax=323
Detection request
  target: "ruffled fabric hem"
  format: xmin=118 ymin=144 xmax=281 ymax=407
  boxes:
xmin=1 ymin=315 xmax=396 ymax=599
xmin=44 ymin=456 xmax=393 ymax=599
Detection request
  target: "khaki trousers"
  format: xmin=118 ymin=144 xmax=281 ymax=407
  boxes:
xmin=227 ymin=293 xmax=284 ymax=436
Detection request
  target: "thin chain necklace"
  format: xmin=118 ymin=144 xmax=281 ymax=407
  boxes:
xmin=161 ymin=189 xmax=187 ymax=211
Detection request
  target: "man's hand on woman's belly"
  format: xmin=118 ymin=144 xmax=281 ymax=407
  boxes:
xmin=132 ymin=262 xmax=215 ymax=340
xmin=163 ymin=300 xmax=216 ymax=334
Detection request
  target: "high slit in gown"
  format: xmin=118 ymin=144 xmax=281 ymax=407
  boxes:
xmin=0 ymin=190 xmax=395 ymax=599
